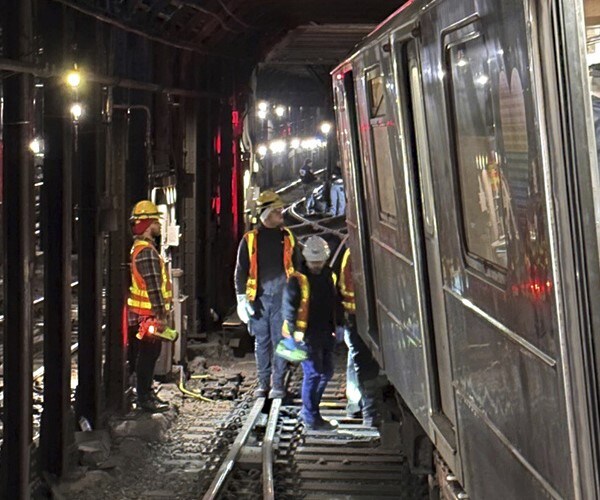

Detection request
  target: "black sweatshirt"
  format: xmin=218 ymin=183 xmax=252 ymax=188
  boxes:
xmin=234 ymin=226 xmax=301 ymax=297
xmin=282 ymin=264 xmax=337 ymax=344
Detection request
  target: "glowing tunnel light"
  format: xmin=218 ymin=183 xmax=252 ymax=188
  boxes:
xmin=269 ymin=140 xmax=286 ymax=154
xmin=29 ymin=138 xmax=44 ymax=155
xmin=301 ymin=138 xmax=319 ymax=150
xmin=70 ymin=103 xmax=83 ymax=121
xmin=319 ymin=122 xmax=332 ymax=135
xmin=66 ymin=69 xmax=81 ymax=89
xmin=257 ymin=144 xmax=268 ymax=157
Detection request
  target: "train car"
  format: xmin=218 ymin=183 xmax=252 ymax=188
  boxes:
xmin=332 ymin=0 xmax=600 ymax=498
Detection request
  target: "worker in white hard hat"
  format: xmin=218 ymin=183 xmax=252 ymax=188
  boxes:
xmin=281 ymin=235 xmax=339 ymax=430
xmin=234 ymin=190 xmax=301 ymax=398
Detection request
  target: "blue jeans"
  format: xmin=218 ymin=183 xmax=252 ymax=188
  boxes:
xmin=249 ymin=291 xmax=287 ymax=390
xmin=329 ymin=183 xmax=346 ymax=216
xmin=300 ymin=340 xmax=334 ymax=425
xmin=345 ymin=316 xmax=380 ymax=423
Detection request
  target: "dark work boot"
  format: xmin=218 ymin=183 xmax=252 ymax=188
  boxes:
xmin=268 ymin=387 xmax=286 ymax=399
xmin=138 ymin=395 xmax=169 ymax=413
xmin=254 ymin=383 xmax=269 ymax=398
xmin=151 ymin=391 xmax=169 ymax=406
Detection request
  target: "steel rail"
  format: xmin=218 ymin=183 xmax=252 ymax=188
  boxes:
xmin=287 ymin=199 xmax=347 ymax=238
xmin=0 ymin=280 xmax=79 ymax=324
xmin=262 ymin=397 xmax=282 ymax=500
xmin=202 ymin=397 xmax=266 ymax=499
xmin=275 ymin=168 xmax=327 ymax=195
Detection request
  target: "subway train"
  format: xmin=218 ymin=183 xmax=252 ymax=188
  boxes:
xmin=332 ymin=0 xmax=600 ymax=498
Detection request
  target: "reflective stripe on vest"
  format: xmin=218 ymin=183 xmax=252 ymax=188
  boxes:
xmin=244 ymin=227 xmax=296 ymax=301
xmin=289 ymin=271 xmax=310 ymax=333
xmin=339 ymin=248 xmax=356 ymax=314
xmin=127 ymin=240 xmax=173 ymax=316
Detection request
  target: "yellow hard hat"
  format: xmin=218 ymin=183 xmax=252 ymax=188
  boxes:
xmin=130 ymin=200 xmax=161 ymax=221
xmin=256 ymin=191 xmax=284 ymax=213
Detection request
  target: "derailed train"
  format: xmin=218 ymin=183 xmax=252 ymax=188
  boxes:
xmin=332 ymin=0 xmax=600 ymax=498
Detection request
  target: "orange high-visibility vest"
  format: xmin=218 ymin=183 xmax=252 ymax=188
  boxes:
xmin=283 ymin=270 xmax=338 ymax=336
xmin=244 ymin=227 xmax=295 ymax=301
xmin=339 ymin=248 xmax=356 ymax=314
xmin=127 ymin=239 xmax=173 ymax=316
xmin=288 ymin=271 xmax=310 ymax=333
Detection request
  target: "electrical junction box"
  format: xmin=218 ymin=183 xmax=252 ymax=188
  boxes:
xmin=167 ymin=225 xmax=180 ymax=246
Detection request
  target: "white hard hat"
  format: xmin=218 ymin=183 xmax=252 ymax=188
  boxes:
xmin=302 ymin=236 xmax=330 ymax=262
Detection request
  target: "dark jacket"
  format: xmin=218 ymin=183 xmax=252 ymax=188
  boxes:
xmin=299 ymin=165 xmax=316 ymax=184
xmin=282 ymin=263 xmax=337 ymax=344
xmin=234 ymin=225 xmax=302 ymax=297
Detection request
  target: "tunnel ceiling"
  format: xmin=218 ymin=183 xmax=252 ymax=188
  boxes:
xmin=60 ymin=1 xmax=403 ymax=101
xmin=72 ymin=0 xmax=401 ymax=56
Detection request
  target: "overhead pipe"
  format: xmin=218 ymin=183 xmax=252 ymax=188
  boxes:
xmin=113 ymin=105 xmax=154 ymax=176
xmin=0 ymin=57 xmax=222 ymax=100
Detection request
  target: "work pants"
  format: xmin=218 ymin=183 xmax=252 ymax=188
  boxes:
xmin=345 ymin=316 xmax=381 ymax=425
xmin=329 ymin=184 xmax=346 ymax=216
xmin=303 ymin=183 xmax=315 ymax=212
xmin=249 ymin=290 xmax=287 ymax=390
xmin=300 ymin=338 xmax=334 ymax=426
xmin=128 ymin=325 xmax=163 ymax=399
xmin=344 ymin=331 xmax=362 ymax=415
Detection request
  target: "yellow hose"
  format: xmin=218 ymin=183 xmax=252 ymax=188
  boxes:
xmin=177 ymin=366 xmax=214 ymax=403
xmin=190 ymin=374 xmax=216 ymax=380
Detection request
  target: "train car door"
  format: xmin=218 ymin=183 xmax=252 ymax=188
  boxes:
xmin=392 ymin=36 xmax=459 ymax=473
xmin=332 ymin=68 xmax=382 ymax=361
xmin=350 ymin=42 xmax=433 ymax=435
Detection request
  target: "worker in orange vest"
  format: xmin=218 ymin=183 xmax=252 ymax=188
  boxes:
xmin=234 ymin=191 xmax=301 ymax=398
xmin=127 ymin=200 xmax=172 ymax=413
xmin=339 ymin=247 xmax=381 ymax=427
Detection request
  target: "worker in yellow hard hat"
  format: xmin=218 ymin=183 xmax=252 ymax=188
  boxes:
xmin=126 ymin=200 xmax=172 ymax=413
xmin=234 ymin=190 xmax=301 ymax=398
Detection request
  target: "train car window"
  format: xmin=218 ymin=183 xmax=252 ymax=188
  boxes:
xmin=366 ymin=69 xmax=397 ymax=220
xmin=448 ymin=37 xmax=508 ymax=270
xmin=587 ymin=6 xmax=600 ymax=191
xmin=409 ymin=62 xmax=435 ymax=237
xmin=369 ymin=75 xmax=387 ymax=117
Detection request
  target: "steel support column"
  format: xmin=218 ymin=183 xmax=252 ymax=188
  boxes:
xmin=76 ymin=84 xmax=104 ymax=427
xmin=104 ymin=110 xmax=129 ymax=412
xmin=39 ymin=0 xmax=75 ymax=477
xmin=217 ymin=100 xmax=234 ymax=313
xmin=183 ymin=101 xmax=198 ymax=337
xmin=39 ymin=74 xmax=75 ymax=477
xmin=0 ymin=0 xmax=35 ymax=496
xmin=197 ymin=99 xmax=215 ymax=331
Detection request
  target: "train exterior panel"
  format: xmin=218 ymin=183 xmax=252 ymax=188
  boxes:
xmin=333 ymin=0 xmax=600 ymax=498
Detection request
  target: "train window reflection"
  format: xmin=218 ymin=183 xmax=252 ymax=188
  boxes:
xmin=367 ymin=69 xmax=397 ymax=220
xmin=368 ymin=72 xmax=387 ymax=118
xmin=448 ymin=38 xmax=507 ymax=269
xmin=588 ymin=20 xmax=600 ymax=173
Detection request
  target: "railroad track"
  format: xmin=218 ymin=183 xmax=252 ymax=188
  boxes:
xmin=198 ymin=181 xmax=423 ymax=498
xmin=200 ymin=354 xmax=427 ymax=499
